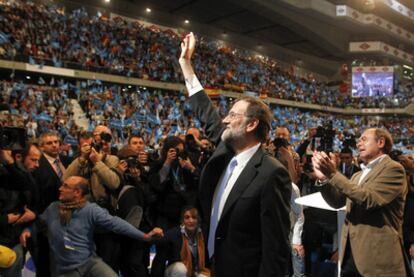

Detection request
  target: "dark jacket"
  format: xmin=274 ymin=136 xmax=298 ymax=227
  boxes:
xmin=32 ymin=154 xmax=70 ymax=213
xmin=190 ymin=91 xmax=292 ymax=277
xmin=0 ymin=164 xmax=33 ymax=247
xmin=149 ymin=161 xmax=198 ymax=227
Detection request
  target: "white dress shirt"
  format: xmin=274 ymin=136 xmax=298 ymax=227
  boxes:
xmin=358 ymin=154 xmax=386 ymax=185
xmin=212 ymin=143 xmax=261 ymax=221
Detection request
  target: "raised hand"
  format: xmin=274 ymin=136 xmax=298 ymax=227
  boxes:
xmin=312 ymin=151 xmax=337 ymax=181
xmin=164 ymin=148 xmax=177 ymax=166
xmin=179 ymin=32 xmax=196 ymax=63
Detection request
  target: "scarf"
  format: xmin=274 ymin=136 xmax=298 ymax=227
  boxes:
xmin=180 ymin=226 xmax=210 ymax=277
xmin=59 ymin=198 xmax=86 ymax=225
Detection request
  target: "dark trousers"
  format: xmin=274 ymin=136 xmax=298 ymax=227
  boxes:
xmin=341 ymin=240 xmax=362 ymax=277
xmin=120 ymin=238 xmax=149 ymax=277
xmin=95 ymin=232 xmax=121 ymax=273
xmin=28 ymin=232 xmax=51 ymax=277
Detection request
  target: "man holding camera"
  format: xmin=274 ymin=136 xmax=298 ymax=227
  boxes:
xmin=127 ymin=134 xmax=154 ymax=183
xmin=116 ymin=148 xmax=156 ymax=277
xmin=93 ymin=125 xmax=116 ymax=155
xmin=64 ymin=131 xmax=121 ymax=271
xmin=64 ymin=132 xmax=120 ymax=208
xmin=312 ymin=128 xmax=409 ymax=277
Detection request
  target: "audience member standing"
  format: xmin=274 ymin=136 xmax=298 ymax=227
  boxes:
xmin=32 ymin=132 xmax=70 ymax=277
xmin=313 ymin=128 xmax=408 ymax=277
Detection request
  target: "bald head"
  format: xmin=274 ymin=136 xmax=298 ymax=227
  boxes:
xmin=94 ymin=125 xmax=111 ymax=135
xmin=66 ymin=176 xmax=90 ymax=196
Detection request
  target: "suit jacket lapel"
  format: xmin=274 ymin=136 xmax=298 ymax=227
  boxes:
xmin=200 ymin=142 xmax=234 ymax=223
xmin=358 ymin=156 xmax=389 ymax=187
xmin=220 ymin=147 xmax=263 ymax=221
xmin=41 ymin=155 xmax=60 ymax=182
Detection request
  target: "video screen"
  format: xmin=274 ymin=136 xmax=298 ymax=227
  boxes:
xmin=352 ymin=67 xmax=394 ymax=97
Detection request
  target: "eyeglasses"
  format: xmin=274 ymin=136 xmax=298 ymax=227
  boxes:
xmin=61 ymin=183 xmax=77 ymax=191
xmin=225 ymin=111 xmax=246 ymax=120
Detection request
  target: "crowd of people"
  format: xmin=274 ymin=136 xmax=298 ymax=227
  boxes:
xmin=0 ymin=0 xmax=413 ymax=110
xmin=0 ymin=1 xmax=414 ymax=277
xmin=4 ymin=74 xmax=414 ymax=161
xmin=2 ymin=78 xmax=414 ymax=158
xmin=0 ymin=31 xmax=413 ymax=277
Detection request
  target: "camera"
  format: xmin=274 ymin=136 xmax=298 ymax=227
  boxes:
xmin=200 ymin=142 xmax=214 ymax=162
xmin=314 ymin=121 xmax=335 ymax=153
xmin=92 ymin=133 xmax=112 ymax=152
xmin=91 ymin=142 xmax=102 ymax=152
xmin=273 ymin=137 xmax=289 ymax=149
xmin=175 ymin=148 xmax=188 ymax=160
xmin=100 ymin=133 xmax=112 ymax=142
xmin=342 ymin=132 xmax=356 ymax=149
xmin=0 ymin=126 xmax=26 ymax=150
xmin=303 ymin=155 xmax=314 ymax=173
xmin=145 ymin=147 xmax=159 ymax=163
xmin=185 ymin=134 xmax=198 ymax=151
xmin=124 ymin=156 xmax=139 ymax=168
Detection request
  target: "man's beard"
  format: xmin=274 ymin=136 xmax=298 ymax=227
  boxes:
xmin=221 ymin=122 xmax=247 ymax=146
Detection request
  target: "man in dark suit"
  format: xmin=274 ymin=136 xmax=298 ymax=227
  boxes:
xmin=33 ymin=132 xmax=70 ymax=213
xmin=178 ymin=32 xmax=291 ymax=277
xmin=313 ymin=128 xmax=408 ymax=277
xmin=31 ymin=131 xmax=70 ymax=277
xmin=338 ymin=147 xmax=360 ymax=179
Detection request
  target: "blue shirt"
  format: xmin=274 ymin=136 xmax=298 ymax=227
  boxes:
xmin=40 ymin=201 xmax=146 ymax=273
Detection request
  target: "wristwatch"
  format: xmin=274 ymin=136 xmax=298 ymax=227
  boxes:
xmin=315 ymin=178 xmax=329 ymax=187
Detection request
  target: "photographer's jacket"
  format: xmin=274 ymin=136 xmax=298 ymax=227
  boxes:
xmin=64 ymin=155 xmax=120 ymax=208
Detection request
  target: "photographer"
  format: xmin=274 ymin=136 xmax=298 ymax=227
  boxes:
xmin=185 ymin=128 xmax=215 ymax=171
xmin=296 ymin=128 xmax=317 ymax=158
xmin=149 ymin=136 xmax=198 ymax=230
xmin=115 ymin=148 xmax=155 ymax=277
xmin=64 ymin=131 xmax=121 ymax=271
xmin=149 ymin=136 xmax=199 ymax=277
xmin=93 ymin=125 xmax=117 ymax=155
xmin=64 ymin=132 xmax=120 ymax=208
xmin=127 ymin=134 xmax=156 ymax=183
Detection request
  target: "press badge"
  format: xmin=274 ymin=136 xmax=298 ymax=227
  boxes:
xmin=63 ymin=235 xmax=75 ymax=250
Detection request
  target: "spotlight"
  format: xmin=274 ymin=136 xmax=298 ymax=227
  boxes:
xmin=184 ymin=19 xmax=190 ymax=24
xmin=146 ymin=8 xmax=151 ymax=13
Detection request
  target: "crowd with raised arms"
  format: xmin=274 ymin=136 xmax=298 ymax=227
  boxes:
xmin=0 ymin=1 xmax=413 ymax=110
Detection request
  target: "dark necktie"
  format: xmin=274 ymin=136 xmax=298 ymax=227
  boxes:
xmin=54 ymin=158 xmax=63 ymax=181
